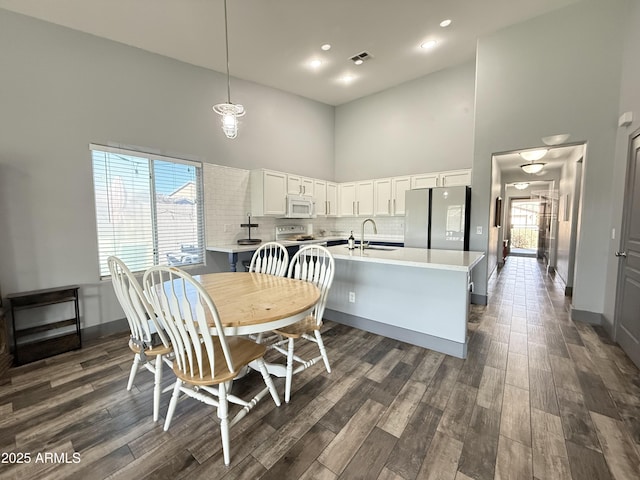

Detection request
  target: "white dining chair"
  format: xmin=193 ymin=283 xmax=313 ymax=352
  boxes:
xmin=249 ymin=241 xmax=289 ymax=276
xmin=142 ymin=265 xmax=281 ymax=466
xmin=107 ymin=256 xmax=173 ymax=422
xmin=270 ymin=245 xmax=335 ymax=403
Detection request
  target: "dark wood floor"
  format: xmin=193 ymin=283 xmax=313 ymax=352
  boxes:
xmin=1 ymin=256 xmax=639 ymax=479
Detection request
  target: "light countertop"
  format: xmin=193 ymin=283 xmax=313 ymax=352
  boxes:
xmin=325 ymin=245 xmax=485 ymax=272
xmin=207 ymin=234 xmax=404 ymax=254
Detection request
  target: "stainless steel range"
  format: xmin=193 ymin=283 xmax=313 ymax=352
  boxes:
xmin=275 ymin=225 xmax=327 ymax=246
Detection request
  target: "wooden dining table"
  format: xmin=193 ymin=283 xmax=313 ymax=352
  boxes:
xmin=169 ymin=271 xmax=320 ymax=377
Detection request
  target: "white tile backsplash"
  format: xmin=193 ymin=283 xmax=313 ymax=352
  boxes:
xmin=204 ymin=164 xmax=405 ymax=246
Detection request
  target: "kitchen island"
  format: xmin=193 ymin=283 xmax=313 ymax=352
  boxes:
xmin=323 ymin=245 xmax=484 ymax=358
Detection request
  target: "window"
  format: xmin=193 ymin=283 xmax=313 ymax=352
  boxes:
xmin=90 ymin=144 xmax=205 ymax=277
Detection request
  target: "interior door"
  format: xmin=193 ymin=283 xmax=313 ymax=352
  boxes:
xmin=616 ymin=132 xmax=640 ymax=368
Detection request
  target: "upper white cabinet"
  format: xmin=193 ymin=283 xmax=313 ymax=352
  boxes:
xmin=410 ymin=169 xmax=471 ymax=188
xmin=314 ymin=179 xmax=327 ymax=216
xmin=374 ymin=176 xmax=411 ymax=216
xmin=314 ymin=180 xmax=339 ymax=217
xmin=338 ymin=181 xmax=373 ymax=217
xmin=338 ymin=183 xmax=356 ymax=216
xmin=373 ymin=178 xmax=392 ymax=216
xmin=411 ymin=173 xmax=439 ymax=189
xmin=251 ymin=169 xmax=287 ymax=216
xmin=287 ymin=174 xmax=313 ymax=196
xmin=326 ymin=182 xmax=338 ymax=216
xmin=392 ymin=176 xmax=411 ymax=215
xmin=439 ymin=169 xmax=472 ymax=187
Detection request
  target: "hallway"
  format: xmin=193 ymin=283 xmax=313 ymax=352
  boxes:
xmin=475 ymin=255 xmax=640 ymax=479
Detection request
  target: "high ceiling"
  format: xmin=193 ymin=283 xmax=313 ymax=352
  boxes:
xmin=0 ymin=0 xmax=582 ymax=106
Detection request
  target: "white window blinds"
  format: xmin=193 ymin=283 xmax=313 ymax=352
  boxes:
xmin=90 ymin=144 xmax=205 ymax=278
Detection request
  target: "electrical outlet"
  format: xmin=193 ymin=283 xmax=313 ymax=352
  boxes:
xmin=476 ymin=226 xmax=482 ymax=235
xmin=348 ymin=291 xmax=356 ymax=303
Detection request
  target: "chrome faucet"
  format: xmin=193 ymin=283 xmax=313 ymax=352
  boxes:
xmin=360 ymin=218 xmax=377 ymax=250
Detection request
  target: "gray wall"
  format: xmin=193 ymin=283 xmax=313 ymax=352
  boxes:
xmin=334 ymin=61 xmax=476 ymax=182
xmin=0 ymin=9 xmax=334 ymax=327
xmin=605 ymin=0 xmax=640 ymax=333
xmin=471 ymin=0 xmax=627 ymax=309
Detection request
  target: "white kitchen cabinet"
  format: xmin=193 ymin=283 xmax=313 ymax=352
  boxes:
xmin=338 ymin=183 xmax=357 ymax=216
xmin=340 ymin=181 xmax=374 ymax=216
xmin=326 ymin=182 xmax=338 ymax=216
xmin=374 ymin=176 xmax=410 ymax=216
xmin=392 ymin=176 xmax=411 ymax=215
xmin=411 ymin=173 xmax=439 ymax=189
xmin=251 ymin=169 xmax=287 ymax=216
xmin=287 ymin=174 xmax=313 ymax=196
xmin=374 ymin=178 xmax=392 ymax=216
xmin=410 ymin=169 xmax=471 ymax=189
xmin=356 ymin=180 xmax=374 ymax=216
xmin=439 ymin=169 xmax=472 ymax=187
xmin=316 ymin=180 xmax=338 ymax=217
xmin=313 ymin=179 xmax=327 ymax=216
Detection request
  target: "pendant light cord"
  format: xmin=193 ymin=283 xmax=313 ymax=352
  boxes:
xmin=223 ymin=0 xmax=231 ymax=104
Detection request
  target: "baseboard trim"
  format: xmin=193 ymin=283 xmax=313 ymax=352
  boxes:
xmin=324 ymin=309 xmax=466 ymax=359
xmin=471 ymin=293 xmax=488 ymax=306
xmin=82 ymin=318 xmax=129 ymax=342
xmin=570 ymin=307 xmax=603 ymax=326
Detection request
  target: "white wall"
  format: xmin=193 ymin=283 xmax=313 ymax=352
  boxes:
xmin=0 ymin=10 xmax=334 ymax=327
xmin=604 ymin=0 xmax=640 ymax=334
xmin=471 ymin=0 xmax=627 ymax=309
xmin=334 ymin=61 xmax=476 ymax=182
xmin=556 ymin=158 xmax=579 ymax=286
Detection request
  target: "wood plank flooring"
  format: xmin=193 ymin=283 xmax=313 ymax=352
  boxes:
xmin=1 ymin=256 xmax=639 ymax=479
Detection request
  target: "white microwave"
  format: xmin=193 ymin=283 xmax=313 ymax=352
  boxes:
xmin=285 ymin=194 xmax=315 ymax=218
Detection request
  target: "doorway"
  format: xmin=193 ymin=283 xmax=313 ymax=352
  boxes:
xmin=507 ymin=198 xmax=541 ymax=257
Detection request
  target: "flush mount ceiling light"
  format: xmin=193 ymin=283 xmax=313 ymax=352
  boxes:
xmin=542 ymin=134 xmax=570 ymax=146
xmin=513 ymin=182 xmax=529 ymax=190
xmin=212 ymin=0 xmax=244 ymax=139
xmin=420 ymin=39 xmax=438 ymax=50
xmin=520 ymin=149 xmax=548 ymax=161
xmin=520 ymin=149 xmax=547 ymax=174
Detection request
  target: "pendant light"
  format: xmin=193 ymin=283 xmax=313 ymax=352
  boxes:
xmin=213 ymin=0 xmax=244 ymax=139
xmin=520 ymin=149 xmax=547 ymax=174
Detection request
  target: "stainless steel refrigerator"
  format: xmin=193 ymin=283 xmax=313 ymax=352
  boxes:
xmin=404 ymin=186 xmax=471 ymax=250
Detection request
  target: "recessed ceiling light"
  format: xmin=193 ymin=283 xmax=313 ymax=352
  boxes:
xmin=309 ymin=59 xmax=322 ymax=69
xmin=420 ymin=40 xmax=438 ymax=50
xmin=354 ymin=58 xmax=363 ymax=66
xmin=340 ymin=74 xmax=355 ymax=84
xmin=321 ymin=44 xmax=331 ymax=51
xmin=440 ymin=19 xmax=452 ymax=27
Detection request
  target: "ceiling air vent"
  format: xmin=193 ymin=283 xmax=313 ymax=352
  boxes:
xmin=350 ymin=51 xmax=372 ymax=65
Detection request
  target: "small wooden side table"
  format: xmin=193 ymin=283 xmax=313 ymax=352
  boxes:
xmin=8 ymin=285 xmax=81 ymax=366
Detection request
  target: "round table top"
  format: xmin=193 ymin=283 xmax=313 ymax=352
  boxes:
xmin=193 ymin=272 xmax=320 ymax=329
